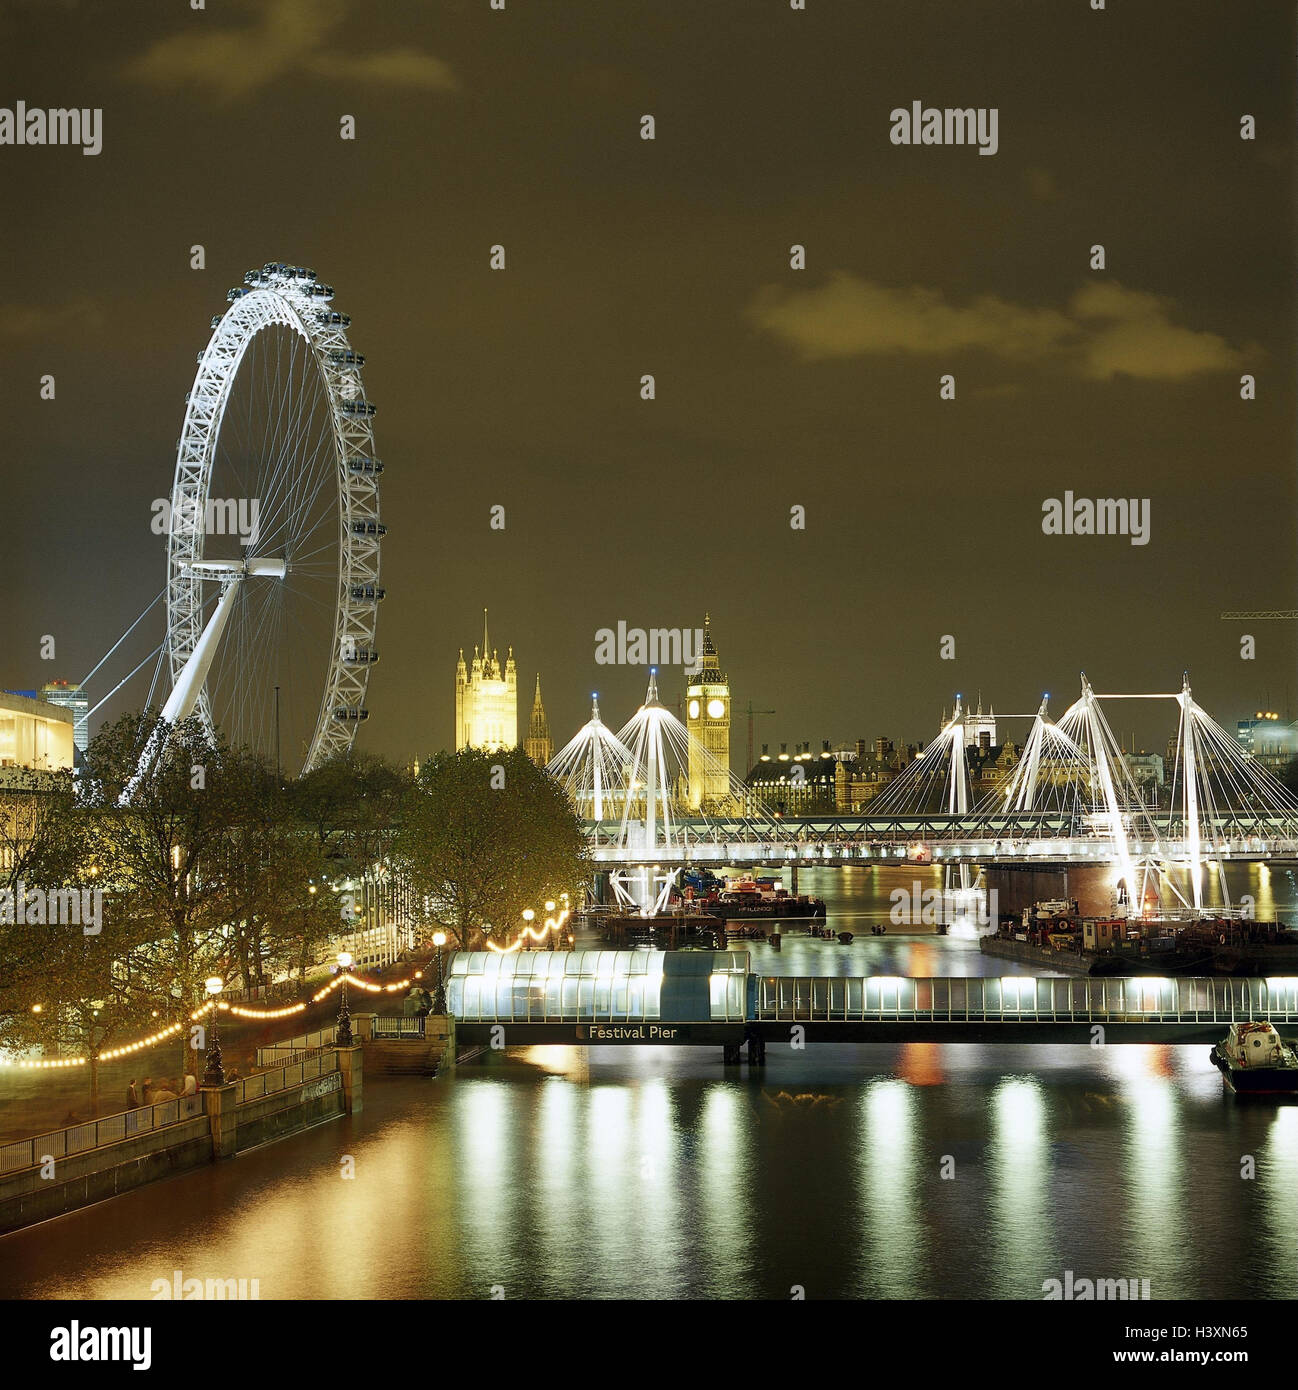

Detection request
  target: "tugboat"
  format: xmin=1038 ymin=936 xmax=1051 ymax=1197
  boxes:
xmin=1209 ymin=1022 xmax=1298 ymax=1095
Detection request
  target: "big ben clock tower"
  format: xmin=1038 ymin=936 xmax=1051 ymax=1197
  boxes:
xmin=686 ymin=613 xmax=731 ymax=810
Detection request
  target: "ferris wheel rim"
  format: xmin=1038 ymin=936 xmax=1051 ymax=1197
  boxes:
xmin=164 ymin=264 xmax=382 ymax=776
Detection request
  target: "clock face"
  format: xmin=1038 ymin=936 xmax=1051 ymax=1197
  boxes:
xmin=688 ymin=699 xmax=700 ymax=719
xmin=707 ymin=698 xmax=726 ymax=719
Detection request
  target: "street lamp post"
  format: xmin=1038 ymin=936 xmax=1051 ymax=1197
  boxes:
xmin=432 ymin=932 xmax=447 ymax=1014
xmin=202 ymin=976 xmax=225 ymax=1087
xmin=336 ymin=951 xmax=354 ymax=1046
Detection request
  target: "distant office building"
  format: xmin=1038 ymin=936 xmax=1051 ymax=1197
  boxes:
xmin=37 ymin=680 xmax=89 ymax=757
xmin=832 ymin=738 xmax=920 ymax=811
xmin=1122 ymin=752 xmax=1165 ymax=798
xmin=455 ymin=610 xmax=517 ymax=752
xmin=0 ymin=691 xmax=75 ymax=772
xmin=524 ymin=674 xmax=553 ymax=767
xmin=968 ymin=739 xmax=1021 ymax=799
xmin=965 ymin=695 xmax=996 ymax=748
xmin=1235 ymin=711 xmax=1298 ymax=778
xmin=1237 ymin=711 xmax=1282 ymax=756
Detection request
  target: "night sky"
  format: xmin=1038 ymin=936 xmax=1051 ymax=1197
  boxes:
xmin=2 ymin=0 xmax=1295 ymax=767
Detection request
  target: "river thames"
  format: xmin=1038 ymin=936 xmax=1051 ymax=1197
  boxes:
xmin=2 ymin=866 xmax=1297 ymax=1301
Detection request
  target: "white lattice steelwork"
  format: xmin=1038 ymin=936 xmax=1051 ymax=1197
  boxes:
xmin=869 ymin=696 xmax=972 ymax=818
xmin=612 ymin=670 xmax=779 ymax=858
xmin=165 ymin=263 xmax=383 ymax=773
xmin=546 ymin=695 xmax=635 ymax=822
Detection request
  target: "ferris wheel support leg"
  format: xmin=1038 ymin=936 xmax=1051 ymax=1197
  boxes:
xmin=124 ymin=576 xmax=245 ymax=803
xmin=161 ymin=576 xmax=245 ymax=726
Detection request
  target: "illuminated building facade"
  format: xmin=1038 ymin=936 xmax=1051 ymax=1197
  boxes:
xmin=1236 ymin=710 xmax=1298 ymax=778
xmin=455 ymin=610 xmax=517 ymax=752
xmin=686 ymin=613 xmax=731 ymax=809
xmin=0 ymin=691 xmax=75 ymax=772
xmin=524 ymin=674 xmax=553 ymax=767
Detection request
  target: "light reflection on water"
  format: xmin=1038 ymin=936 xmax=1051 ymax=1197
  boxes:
xmin=3 ymin=1040 xmax=1296 ymax=1301
xmin=2 ymin=862 xmax=1296 ymax=1301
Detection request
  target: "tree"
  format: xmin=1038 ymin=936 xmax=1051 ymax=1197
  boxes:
xmin=293 ymin=752 xmax=407 ymax=879
xmin=0 ymin=770 xmax=157 ymax=1114
xmin=216 ymin=748 xmax=336 ymax=988
xmin=293 ymin=752 xmax=411 ymax=959
xmin=77 ymin=712 xmax=240 ymax=1076
xmin=0 ymin=903 xmax=158 ymax=1117
xmin=0 ymin=765 xmax=81 ymax=895
xmin=395 ymin=747 xmax=587 ymax=948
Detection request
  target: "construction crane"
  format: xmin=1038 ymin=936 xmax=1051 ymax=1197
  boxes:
xmin=1220 ymin=611 xmax=1298 ymax=620
xmin=743 ymin=699 xmax=776 ymax=773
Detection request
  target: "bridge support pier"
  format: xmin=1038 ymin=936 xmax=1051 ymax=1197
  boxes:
xmin=722 ymin=1041 xmax=742 ymax=1065
xmin=982 ymin=864 xmax=1115 ymax=918
xmin=746 ymin=1033 xmax=766 ymax=1065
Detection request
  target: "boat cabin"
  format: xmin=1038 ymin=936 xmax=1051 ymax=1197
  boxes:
xmin=1222 ymin=1022 xmax=1287 ymax=1068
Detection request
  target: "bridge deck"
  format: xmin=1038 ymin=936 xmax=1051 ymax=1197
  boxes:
xmin=585 ymin=813 xmax=1298 ymax=865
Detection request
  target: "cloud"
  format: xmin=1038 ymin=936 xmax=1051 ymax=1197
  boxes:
xmin=1068 ymin=282 xmax=1245 ymax=381
xmin=306 ymin=49 xmax=457 ymax=90
xmin=749 ymin=272 xmax=1246 ymax=382
xmin=748 ymin=273 xmax=1072 ymax=362
xmin=0 ymin=300 xmax=103 ymax=341
xmin=124 ymin=0 xmax=458 ymax=101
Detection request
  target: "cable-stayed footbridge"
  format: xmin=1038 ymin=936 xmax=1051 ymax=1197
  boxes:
xmin=550 ymin=672 xmax=1298 ymax=913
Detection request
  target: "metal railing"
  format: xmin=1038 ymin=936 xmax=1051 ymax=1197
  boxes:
xmin=235 ymin=1049 xmax=338 ymax=1105
xmin=371 ymin=1016 xmax=426 ymax=1038
xmin=0 ymin=1093 xmax=205 ymax=1176
xmin=753 ymin=975 xmax=1298 ymax=1024
xmin=255 ymin=1026 xmax=337 ymax=1067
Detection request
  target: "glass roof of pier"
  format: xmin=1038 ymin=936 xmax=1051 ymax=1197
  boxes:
xmin=447 ymin=949 xmax=749 ymax=1022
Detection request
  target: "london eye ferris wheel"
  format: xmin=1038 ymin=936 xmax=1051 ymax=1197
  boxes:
xmin=159 ymin=262 xmax=384 ymax=776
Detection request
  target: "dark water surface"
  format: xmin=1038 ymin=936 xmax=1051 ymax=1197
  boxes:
xmin=3 ymin=865 xmax=1297 ymax=1300
xmin=2 ymin=1041 xmax=1295 ymax=1300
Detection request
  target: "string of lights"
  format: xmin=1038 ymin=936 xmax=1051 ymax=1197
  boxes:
xmin=2 ymin=965 xmax=429 ymax=1068
xmin=0 ymin=1020 xmax=188 ymax=1069
xmin=489 ymin=906 xmax=571 ymax=954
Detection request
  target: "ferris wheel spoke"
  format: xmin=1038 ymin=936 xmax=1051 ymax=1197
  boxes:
xmin=260 ymin=363 xmax=334 ymax=554
xmin=285 ymin=541 xmax=344 ymax=574
xmin=251 ymin=346 xmax=309 ymax=546
xmin=261 ymin=415 xmax=335 ymax=558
